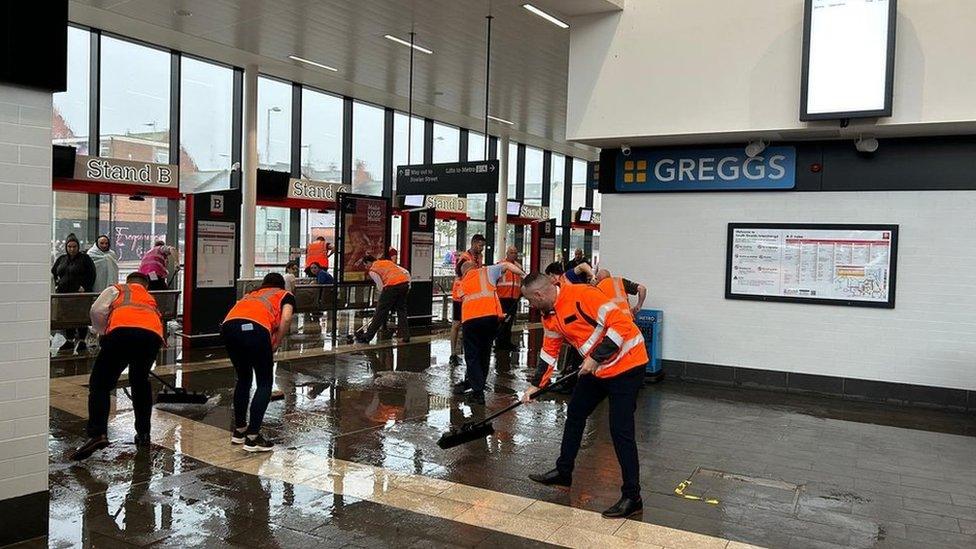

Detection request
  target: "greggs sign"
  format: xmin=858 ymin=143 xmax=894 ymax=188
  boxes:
xmin=74 ymin=155 xmax=179 ymax=189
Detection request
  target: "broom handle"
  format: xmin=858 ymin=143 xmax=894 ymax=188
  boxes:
xmin=478 ymin=370 xmax=580 ymax=425
xmin=148 ymin=370 xmax=180 ymax=392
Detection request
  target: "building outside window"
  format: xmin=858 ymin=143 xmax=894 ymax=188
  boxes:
xmin=432 ymin=122 xmax=459 ymax=163
xmin=52 ymin=26 xmax=90 ymax=153
xmin=257 ymin=76 xmax=291 ymax=172
xmin=352 ymin=101 xmax=384 ymax=196
xmin=524 ymin=146 xmax=543 ymax=206
xmin=300 ymin=88 xmax=343 ymax=182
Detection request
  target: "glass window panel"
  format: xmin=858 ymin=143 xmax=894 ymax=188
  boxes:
xmin=592 ymin=230 xmax=601 ymax=264
xmin=570 ymin=228 xmax=586 ymax=256
xmin=550 ymin=153 xmax=565 ymax=224
xmin=432 ymin=122 xmax=459 ymax=163
xmin=300 ymin=210 xmax=337 ymax=273
xmin=52 ymin=192 xmax=90 ymax=261
xmin=466 ymin=221 xmax=487 ymax=252
xmin=258 ymin=77 xmax=292 ymax=172
xmin=467 ymin=131 xmax=487 ymax=162
xmin=300 ymin=88 xmax=343 ymax=182
xmin=53 ymin=26 xmax=90 ymax=152
xmin=98 ymin=194 xmax=171 ymax=276
xmin=99 ymin=36 xmax=170 ymax=162
xmin=434 ymin=219 xmax=458 ymax=277
xmin=352 ymin=101 xmax=385 ymax=196
xmin=524 ymin=146 xmax=543 ymax=205
xmin=180 ymin=56 xmax=234 ymax=193
xmin=571 ymin=158 xmax=588 ymax=210
xmin=507 ymin=142 xmax=518 ymax=197
xmin=593 ymin=188 xmax=602 ymax=213
xmin=392 ymin=112 xmax=424 ymax=188
xmin=255 ymin=206 xmax=291 ymax=266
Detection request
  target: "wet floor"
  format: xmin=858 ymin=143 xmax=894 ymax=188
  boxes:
xmin=34 ymin=321 xmax=976 ymax=548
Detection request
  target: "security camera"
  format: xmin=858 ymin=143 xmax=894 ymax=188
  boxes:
xmin=231 ymin=161 xmax=241 ymax=171
xmin=855 ymin=136 xmax=879 ymax=153
xmin=621 ymin=145 xmax=632 ymax=156
xmin=744 ymin=140 xmax=767 ymax=158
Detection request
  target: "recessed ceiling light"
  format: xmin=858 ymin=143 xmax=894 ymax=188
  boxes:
xmin=288 ymin=55 xmax=339 ymax=72
xmin=174 ymin=8 xmax=192 ymax=17
xmin=488 ymin=115 xmax=515 ymax=125
xmin=522 ymin=4 xmax=569 ymax=29
xmin=384 ymin=34 xmax=433 ymax=55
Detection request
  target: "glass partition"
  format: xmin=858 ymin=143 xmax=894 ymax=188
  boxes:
xmin=352 ymin=101 xmax=384 ymax=196
xmin=300 ymin=88 xmax=344 ymax=181
xmin=180 ymin=56 xmax=234 ymax=193
xmin=258 ymin=77 xmax=292 ymax=172
xmin=52 ymin=26 xmax=90 ymax=152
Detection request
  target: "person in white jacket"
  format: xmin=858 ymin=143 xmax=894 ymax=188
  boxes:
xmin=87 ymin=235 xmax=119 ymax=293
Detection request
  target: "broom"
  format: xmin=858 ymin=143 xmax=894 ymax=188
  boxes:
xmin=150 ymin=371 xmax=210 ymax=405
xmin=437 ymin=370 xmax=579 ymax=449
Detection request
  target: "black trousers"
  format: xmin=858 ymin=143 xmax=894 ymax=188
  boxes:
xmin=222 ymin=320 xmax=275 ymax=434
xmin=462 ymin=316 xmax=498 ymax=393
xmin=556 ymin=364 xmax=644 ymax=499
xmin=361 ymin=283 xmax=409 ymax=341
xmin=494 ymin=298 xmax=519 ymax=348
xmin=86 ymin=328 xmax=162 ymax=438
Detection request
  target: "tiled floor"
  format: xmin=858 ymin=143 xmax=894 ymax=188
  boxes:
xmin=29 ymin=321 xmax=976 ymax=548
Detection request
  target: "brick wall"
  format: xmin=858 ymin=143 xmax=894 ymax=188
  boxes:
xmin=0 ymin=84 xmax=52 ymax=502
xmin=601 ymin=191 xmax=976 ymax=391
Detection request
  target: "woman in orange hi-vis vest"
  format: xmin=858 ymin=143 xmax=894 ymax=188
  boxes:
xmin=222 ymin=273 xmax=295 ymax=453
xmin=71 ymin=272 xmax=165 ymax=461
xmin=521 ymin=273 xmax=649 ymax=520
xmin=356 ymin=254 xmax=411 ymax=344
xmin=453 ymin=259 xmax=526 ymax=404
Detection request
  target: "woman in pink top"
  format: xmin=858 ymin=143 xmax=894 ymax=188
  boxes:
xmin=139 ymin=241 xmax=175 ymax=290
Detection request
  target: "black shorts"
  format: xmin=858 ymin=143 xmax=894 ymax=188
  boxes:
xmin=452 ymin=301 xmax=462 ymax=322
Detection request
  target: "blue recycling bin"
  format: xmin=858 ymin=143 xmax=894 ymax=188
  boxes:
xmin=634 ymin=309 xmax=664 ymax=383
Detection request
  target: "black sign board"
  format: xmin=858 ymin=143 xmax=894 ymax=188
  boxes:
xmin=396 ymin=160 xmax=499 ymax=195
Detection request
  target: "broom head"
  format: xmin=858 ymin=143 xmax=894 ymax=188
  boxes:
xmin=437 ymin=421 xmax=495 ymax=449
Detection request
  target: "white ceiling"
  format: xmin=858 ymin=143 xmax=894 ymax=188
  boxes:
xmin=68 ymin=0 xmax=619 ymax=159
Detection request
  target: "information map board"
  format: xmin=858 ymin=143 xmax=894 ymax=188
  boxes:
xmin=726 ymin=223 xmax=898 ymax=308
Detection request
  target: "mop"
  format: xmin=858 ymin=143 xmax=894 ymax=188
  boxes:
xmin=437 ymin=370 xmax=578 ymax=449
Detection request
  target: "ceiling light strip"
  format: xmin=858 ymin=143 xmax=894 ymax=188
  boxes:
xmin=384 ymin=34 xmax=433 ymax=55
xmin=522 ymin=4 xmax=569 ymax=29
xmin=488 ymin=115 xmax=514 ymax=125
xmin=288 ymin=55 xmax=339 ymax=72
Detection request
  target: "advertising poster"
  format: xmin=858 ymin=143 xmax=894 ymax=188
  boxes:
xmin=727 ymin=223 xmax=898 ymax=308
xmin=340 ymin=196 xmax=389 ymax=282
xmin=196 ymin=220 xmax=236 ymax=288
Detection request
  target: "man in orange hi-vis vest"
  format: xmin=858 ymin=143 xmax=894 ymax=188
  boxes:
xmin=222 ymin=273 xmax=296 ymax=453
xmin=595 ymin=268 xmax=647 ymax=317
xmin=356 ymin=254 xmax=411 ymax=344
xmin=71 ymin=272 xmax=165 ymax=460
xmin=453 ymin=259 xmax=526 ymax=404
xmin=449 ymin=234 xmax=486 ymax=366
xmin=521 ymin=273 xmax=649 ymax=519
xmin=494 ymin=245 xmax=523 ymax=351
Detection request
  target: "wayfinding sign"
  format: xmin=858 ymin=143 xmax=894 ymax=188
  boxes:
xmin=396 ymin=160 xmax=499 ymax=195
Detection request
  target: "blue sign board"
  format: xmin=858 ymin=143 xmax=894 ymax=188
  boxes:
xmin=615 ymin=146 xmax=796 ymax=192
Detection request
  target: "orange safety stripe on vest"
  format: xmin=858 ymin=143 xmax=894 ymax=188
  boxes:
xmin=224 ymin=287 xmax=291 ymax=337
xmin=451 ymin=251 xmax=478 ymax=302
xmin=460 ymin=267 xmax=503 ymax=323
xmin=542 ymin=285 xmax=647 ymax=382
xmin=598 ymin=276 xmax=632 ymax=316
xmin=306 ymin=240 xmax=329 ymax=268
xmin=106 ymin=284 xmax=164 ymax=339
xmin=369 ymin=259 xmax=410 ymax=288
xmin=495 ymin=260 xmax=523 ymax=299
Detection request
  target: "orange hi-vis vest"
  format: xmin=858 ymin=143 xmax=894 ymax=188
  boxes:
xmin=496 ymin=259 xmax=523 ymax=300
xmin=306 ymin=240 xmax=329 ymax=269
xmin=597 ymin=276 xmax=632 ymax=316
xmin=451 ymin=250 xmax=479 ymax=302
xmin=224 ymin=287 xmax=292 ymax=339
xmin=535 ymin=284 xmax=648 ymax=387
xmin=370 ymin=259 xmax=410 ymax=288
xmin=460 ymin=267 xmax=504 ymax=323
xmin=106 ymin=283 xmax=164 ymax=340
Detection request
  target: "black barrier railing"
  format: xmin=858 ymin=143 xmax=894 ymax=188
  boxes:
xmin=51 ymin=290 xmax=181 ymax=333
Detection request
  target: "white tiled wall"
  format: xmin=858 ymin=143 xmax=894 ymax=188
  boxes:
xmin=601 ymin=191 xmax=976 ymax=391
xmin=0 ymin=84 xmax=52 ymax=501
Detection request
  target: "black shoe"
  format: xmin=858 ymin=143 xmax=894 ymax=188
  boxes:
xmin=601 ymin=496 xmax=643 ymax=518
xmin=529 ymin=468 xmax=572 ymax=487
xmin=230 ymin=428 xmax=247 ymax=444
xmin=465 ymin=391 xmax=485 ymax=405
xmin=134 ymin=433 xmax=150 ymax=447
xmin=451 ymin=381 xmax=471 ymax=395
xmin=75 ymin=341 xmax=88 ymax=353
xmin=71 ymin=436 xmax=109 ymax=461
xmin=243 ymin=433 xmax=274 ymax=453
xmin=59 ymin=340 xmax=76 ymax=353
xmin=449 ymin=354 xmax=461 ymax=366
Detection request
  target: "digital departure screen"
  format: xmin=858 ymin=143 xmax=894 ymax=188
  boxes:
xmin=507 ymin=200 xmax=523 ymax=216
xmin=801 ymin=0 xmax=896 ymax=120
xmin=403 ymin=195 xmax=425 ymax=207
xmin=577 ymin=208 xmax=593 ymax=223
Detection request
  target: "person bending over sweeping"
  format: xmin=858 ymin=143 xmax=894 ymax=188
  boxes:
xmin=355 ymin=254 xmax=411 ymax=344
xmin=520 ymin=273 xmax=649 ymax=519
xmin=222 ymin=273 xmax=295 ymax=452
xmin=72 ymin=272 xmax=165 ymax=460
